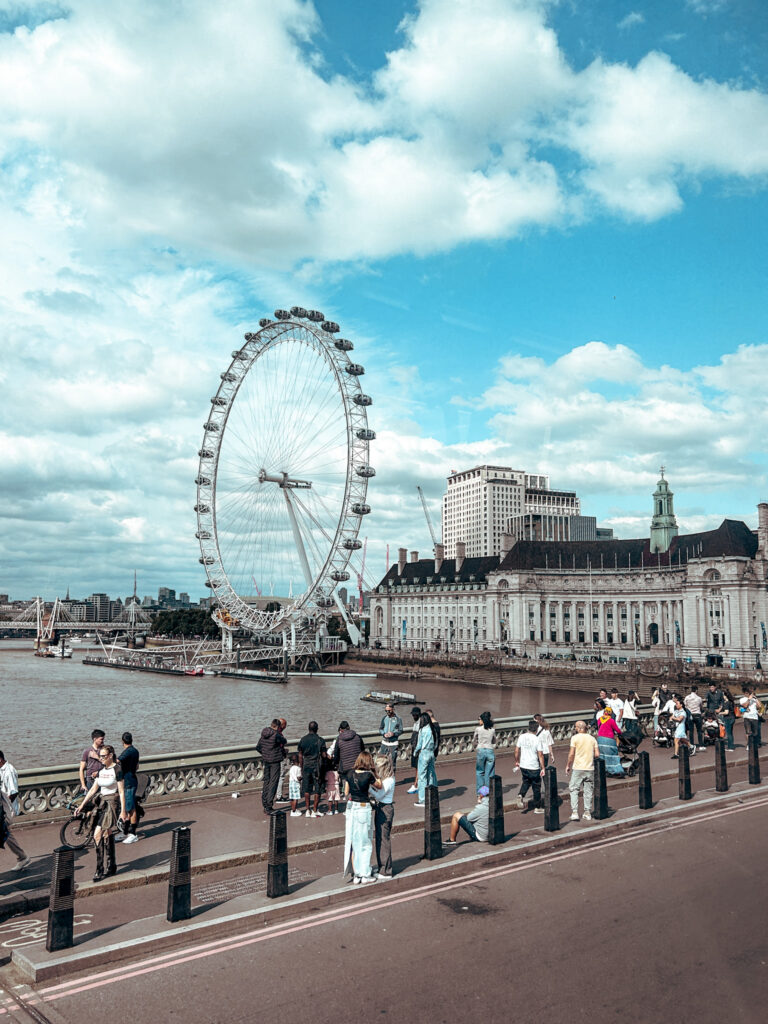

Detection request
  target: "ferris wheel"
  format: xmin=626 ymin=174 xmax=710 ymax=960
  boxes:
xmin=194 ymin=308 xmax=374 ymax=638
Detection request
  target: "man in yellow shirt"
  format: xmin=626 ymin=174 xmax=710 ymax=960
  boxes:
xmin=565 ymin=721 xmax=599 ymax=822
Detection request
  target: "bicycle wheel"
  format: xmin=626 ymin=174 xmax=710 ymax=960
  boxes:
xmin=59 ymin=816 xmax=93 ymax=850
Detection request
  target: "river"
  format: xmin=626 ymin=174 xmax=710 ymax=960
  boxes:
xmin=1 ymin=644 xmax=597 ymax=767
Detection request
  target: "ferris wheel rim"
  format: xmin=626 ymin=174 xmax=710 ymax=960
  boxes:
xmin=194 ymin=314 xmax=373 ymax=636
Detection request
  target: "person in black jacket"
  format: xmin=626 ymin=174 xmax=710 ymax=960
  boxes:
xmin=334 ymin=721 xmax=364 ymax=785
xmin=256 ymin=719 xmax=287 ymax=814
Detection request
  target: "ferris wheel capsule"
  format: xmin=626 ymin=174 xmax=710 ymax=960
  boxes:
xmin=290 ymin=306 xmax=308 ymax=318
xmin=307 ymin=310 xmax=325 ymax=321
xmin=353 ymin=394 xmax=372 ymax=406
xmin=274 ymin=309 xmax=291 ymax=320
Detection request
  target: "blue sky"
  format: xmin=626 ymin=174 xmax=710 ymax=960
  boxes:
xmin=1 ymin=0 xmax=767 ymax=601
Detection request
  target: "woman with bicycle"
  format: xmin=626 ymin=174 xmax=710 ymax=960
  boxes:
xmin=76 ymin=744 xmax=127 ymax=882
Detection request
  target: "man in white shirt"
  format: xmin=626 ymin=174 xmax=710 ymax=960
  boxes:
xmin=512 ymin=720 xmax=546 ymax=814
xmin=740 ymin=686 xmax=761 ymax=745
xmin=684 ymin=684 xmax=704 ymax=747
xmin=0 ymin=751 xmax=31 ymax=872
xmin=607 ymin=688 xmax=624 ymax=724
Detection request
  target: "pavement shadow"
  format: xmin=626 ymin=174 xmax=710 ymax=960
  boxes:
xmin=435 ymin=785 xmax=467 ymax=801
xmin=73 ymin=924 xmax=115 ymax=947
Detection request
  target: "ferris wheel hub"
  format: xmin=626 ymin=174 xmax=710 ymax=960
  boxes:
xmin=258 ymin=469 xmax=312 ymax=489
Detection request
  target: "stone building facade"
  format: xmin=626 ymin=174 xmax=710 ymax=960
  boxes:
xmin=370 ymin=489 xmax=768 ymax=666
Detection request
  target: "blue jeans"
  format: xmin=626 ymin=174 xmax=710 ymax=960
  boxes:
xmin=722 ymin=715 xmax=735 ymax=750
xmin=417 ymin=752 xmax=437 ymax=803
xmin=475 ymin=749 xmax=495 ymax=792
xmin=458 ymin=815 xmax=478 ymax=841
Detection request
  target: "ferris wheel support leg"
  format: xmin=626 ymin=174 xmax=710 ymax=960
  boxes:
xmin=221 ymin=627 xmax=233 ymax=653
xmin=283 ymin=490 xmax=314 ymax=591
xmin=332 ymin=590 xmax=361 ymax=647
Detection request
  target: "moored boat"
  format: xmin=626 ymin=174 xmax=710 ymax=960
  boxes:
xmin=360 ymin=689 xmax=423 ymax=705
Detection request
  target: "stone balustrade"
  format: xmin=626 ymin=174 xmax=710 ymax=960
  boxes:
xmin=14 ymin=696 xmax=764 ymax=821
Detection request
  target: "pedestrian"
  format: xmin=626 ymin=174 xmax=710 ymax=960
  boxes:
xmin=256 ymin=718 xmax=287 ymax=815
xmin=79 ymin=729 xmax=106 ymax=792
xmin=473 ymin=711 xmax=496 ymax=791
xmin=594 ymin=689 xmax=609 ymax=721
xmin=720 ymin=687 xmax=736 ymax=750
xmin=705 ymin=681 xmax=724 ymax=715
xmin=670 ymin=694 xmax=695 ymax=759
xmin=425 ymin=709 xmax=441 ymax=757
xmin=444 ymin=786 xmax=490 ymax=846
xmin=371 ymin=754 xmax=395 ymax=879
xmin=684 ymin=685 xmax=704 ymax=747
xmin=117 ymin=731 xmax=140 ymax=844
xmin=621 ymin=690 xmax=642 ymax=742
xmin=657 ymin=681 xmax=673 ymax=712
xmin=651 ymin=687 xmax=661 ymax=733
xmin=512 ymin=720 xmax=546 ymax=813
xmin=607 ymin=688 xmax=624 ymax=724
xmin=324 ymin=760 xmax=341 ymax=815
xmin=596 ymin=706 xmax=625 ymax=776
xmin=406 ymin=707 xmax=422 ymax=795
xmin=76 ymin=745 xmax=127 ymax=882
xmin=0 ymin=751 xmax=31 ymax=872
xmin=564 ymin=722 xmax=599 ymax=822
xmin=343 ymin=751 xmax=382 ymax=884
xmin=288 ymin=754 xmax=302 ymax=816
xmin=739 ymin=686 xmax=761 ymax=746
xmin=334 ymin=721 xmax=365 ymax=786
xmin=297 ymin=721 xmax=327 ymax=817
xmin=413 ymin=711 xmax=438 ymax=808
xmin=378 ymin=703 xmax=403 ymax=774
xmin=534 ymin=714 xmax=555 ymax=768
xmin=276 ymin=718 xmax=289 ymax=800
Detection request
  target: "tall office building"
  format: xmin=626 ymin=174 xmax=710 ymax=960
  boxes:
xmin=441 ymin=466 xmax=581 ymax=557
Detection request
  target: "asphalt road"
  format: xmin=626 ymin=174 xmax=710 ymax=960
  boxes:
xmin=6 ymin=792 xmax=767 ymax=1024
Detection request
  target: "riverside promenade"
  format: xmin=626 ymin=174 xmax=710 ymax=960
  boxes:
xmin=1 ymin=733 xmax=763 ymax=984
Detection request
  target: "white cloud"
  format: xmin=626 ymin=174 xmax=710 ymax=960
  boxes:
xmin=618 ymin=12 xmax=645 ymax=30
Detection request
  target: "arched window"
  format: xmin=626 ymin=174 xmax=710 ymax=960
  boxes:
xmin=704 ymin=569 xmax=721 ymax=582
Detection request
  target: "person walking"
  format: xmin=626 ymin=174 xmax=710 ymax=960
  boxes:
xmin=76 ymin=745 xmax=127 ymax=882
xmin=343 ymin=752 xmax=382 ymax=884
xmin=413 ymin=712 xmax=438 ymax=808
xmin=621 ymin=690 xmax=642 ymax=743
xmin=512 ymin=720 xmax=546 ymax=813
xmin=596 ymin=706 xmax=625 ymax=776
xmin=670 ymin=695 xmax=695 ymax=759
xmin=0 ymin=751 xmax=31 ymax=872
xmin=256 ymin=719 xmax=287 ymax=815
xmin=534 ymin=714 xmax=555 ymax=769
xmin=79 ymin=729 xmax=106 ymax=792
xmin=473 ymin=712 xmax=496 ymax=791
xmin=406 ymin=707 xmax=422 ymax=795
xmin=297 ymin=721 xmax=327 ymax=817
xmin=117 ymin=731 xmax=140 ymax=844
xmin=720 ymin=687 xmax=736 ymax=750
xmin=651 ymin=688 xmax=661 ymax=734
xmin=378 ymin=704 xmax=403 ymax=774
xmin=371 ymin=754 xmax=395 ymax=879
xmin=565 ymin=721 xmax=599 ymax=821
xmin=684 ymin=685 xmax=704 ymax=748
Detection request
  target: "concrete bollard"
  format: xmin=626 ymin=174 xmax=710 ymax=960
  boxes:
xmin=748 ymin=736 xmax=761 ymax=785
xmin=46 ymin=846 xmax=75 ymax=952
xmin=424 ymin=784 xmax=442 ymax=860
xmin=638 ymin=750 xmax=653 ymax=810
xmin=593 ymin=758 xmax=608 ymax=820
xmin=266 ymin=809 xmax=289 ymax=898
xmin=678 ymin=746 xmax=692 ymax=801
xmin=488 ymin=775 xmax=505 ymax=845
xmin=543 ymin=766 xmax=560 ymax=832
xmin=715 ymin=738 xmax=728 ymax=792
xmin=167 ymin=826 xmax=192 ymax=922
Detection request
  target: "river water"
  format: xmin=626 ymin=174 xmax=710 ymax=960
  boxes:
xmin=1 ymin=645 xmax=596 ymax=767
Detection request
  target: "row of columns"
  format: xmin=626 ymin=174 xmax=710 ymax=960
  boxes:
xmin=518 ymin=597 xmax=684 ymax=647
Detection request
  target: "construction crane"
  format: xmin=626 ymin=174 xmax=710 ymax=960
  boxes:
xmin=417 ymin=486 xmax=438 ymax=553
xmin=357 ymin=537 xmax=368 ymax=612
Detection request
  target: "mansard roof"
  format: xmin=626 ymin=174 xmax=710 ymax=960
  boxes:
xmin=378 ymin=555 xmax=501 ymax=588
xmin=496 ymin=518 xmax=758 ymax=573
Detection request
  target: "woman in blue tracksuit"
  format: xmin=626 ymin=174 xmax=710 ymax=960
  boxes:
xmin=414 ymin=712 xmax=438 ymax=807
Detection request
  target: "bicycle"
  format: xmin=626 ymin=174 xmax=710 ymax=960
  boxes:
xmin=59 ymin=796 xmax=103 ymax=850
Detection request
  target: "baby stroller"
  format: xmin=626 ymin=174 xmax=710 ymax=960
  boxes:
xmin=617 ymin=732 xmax=643 ymax=776
xmin=700 ymin=714 xmax=722 ymax=748
xmin=652 ymin=714 xmax=674 ymax=749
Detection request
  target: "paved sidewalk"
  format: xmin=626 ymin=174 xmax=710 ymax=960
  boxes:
xmin=0 ymin=735 xmax=757 ymax=926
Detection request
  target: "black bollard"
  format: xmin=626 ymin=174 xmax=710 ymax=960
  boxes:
xmin=748 ymin=736 xmax=761 ymax=785
xmin=167 ymin=826 xmax=192 ymax=922
xmin=678 ymin=746 xmax=692 ymax=800
xmin=715 ymin=738 xmax=728 ymax=792
xmin=266 ymin=809 xmax=289 ymax=898
xmin=46 ymin=846 xmax=75 ymax=953
xmin=593 ymin=758 xmax=608 ymax=820
xmin=543 ymin=766 xmax=560 ymax=832
xmin=488 ymin=775 xmax=505 ymax=845
xmin=424 ymin=784 xmax=442 ymax=860
xmin=638 ymin=750 xmax=653 ymax=809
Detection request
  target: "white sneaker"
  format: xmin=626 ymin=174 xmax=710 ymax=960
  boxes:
xmin=313 ymin=810 xmax=325 ymax=817
xmin=13 ymin=856 xmax=31 ymax=872
xmin=290 ymin=810 xmax=302 ymax=817
xmin=570 ymin=812 xmax=579 ymax=821
xmin=122 ymin=833 xmax=139 ymax=844
xmin=406 ymin=786 xmax=418 ymax=794
xmin=360 ymin=875 xmax=378 ymax=885
xmin=533 ymin=808 xmax=545 ymax=815
xmin=583 ymin=812 xmax=592 ymax=821
xmin=330 ymin=809 xmax=337 ymax=815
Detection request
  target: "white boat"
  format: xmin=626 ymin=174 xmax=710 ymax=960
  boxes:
xmin=51 ymin=643 xmax=73 ymax=659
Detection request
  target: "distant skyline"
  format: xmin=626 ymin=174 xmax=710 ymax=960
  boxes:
xmin=1 ymin=0 xmax=767 ymax=599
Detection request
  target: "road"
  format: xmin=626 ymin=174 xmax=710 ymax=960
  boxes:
xmin=3 ymin=791 xmax=766 ymax=1024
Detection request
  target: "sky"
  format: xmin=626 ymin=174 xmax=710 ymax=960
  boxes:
xmin=1 ymin=0 xmax=767 ymax=602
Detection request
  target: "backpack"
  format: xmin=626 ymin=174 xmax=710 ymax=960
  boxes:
xmin=684 ymin=707 xmax=693 ymax=727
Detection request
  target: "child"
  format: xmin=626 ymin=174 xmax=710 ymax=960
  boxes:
xmin=324 ymin=762 xmax=341 ymax=815
xmin=288 ymin=754 xmax=302 ymax=816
